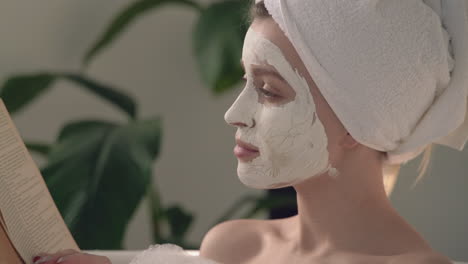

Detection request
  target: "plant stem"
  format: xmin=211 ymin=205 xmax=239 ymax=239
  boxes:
xmin=148 ymin=181 xmax=164 ymax=243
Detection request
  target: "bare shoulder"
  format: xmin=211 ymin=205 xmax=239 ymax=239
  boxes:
xmin=199 ymin=219 xmax=271 ymax=264
xmin=389 ymin=250 xmax=453 ymax=264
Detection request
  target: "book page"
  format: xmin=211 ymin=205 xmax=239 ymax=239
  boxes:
xmin=0 ymin=100 xmax=79 ymax=264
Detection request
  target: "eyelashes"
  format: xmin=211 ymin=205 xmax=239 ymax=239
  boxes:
xmin=256 ymin=86 xmax=280 ymax=99
xmin=242 ymin=75 xmax=282 ymax=100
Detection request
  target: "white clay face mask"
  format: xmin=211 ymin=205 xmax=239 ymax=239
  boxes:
xmin=224 ymin=27 xmax=336 ymax=189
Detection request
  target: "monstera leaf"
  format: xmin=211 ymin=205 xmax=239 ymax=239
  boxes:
xmin=0 ymin=72 xmax=136 ymax=118
xmin=0 ymin=73 xmax=57 ymax=114
xmin=61 ymin=73 xmax=138 ymax=119
xmin=83 ymin=0 xmax=201 ymax=65
xmin=83 ymin=0 xmax=247 ymax=94
xmin=42 ymin=118 xmax=162 ymax=249
xmin=25 ymin=141 xmax=52 ymax=156
xmin=193 ymin=0 xmax=249 ymax=94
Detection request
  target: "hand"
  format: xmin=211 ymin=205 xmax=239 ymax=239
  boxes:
xmin=32 ymin=249 xmax=111 ymax=264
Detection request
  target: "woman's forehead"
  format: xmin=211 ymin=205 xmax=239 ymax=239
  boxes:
xmin=248 ymin=19 xmax=305 ymax=72
xmin=246 ymin=19 xmax=316 ymax=90
xmin=246 ymin=19 xmax=321 ymax=98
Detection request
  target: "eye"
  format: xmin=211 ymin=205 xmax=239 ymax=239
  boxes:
xmin=257 ymin=86 xmax=279 ymax=98
xmin=252 ymin=77 xmax=283 ymax=102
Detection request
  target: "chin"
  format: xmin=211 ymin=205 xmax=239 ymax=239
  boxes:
xmin=267 ymin=181 xmax=294 ymax=189
xmin=238 ymin=176 xmax=303 ymax=190
xmin=237 ymin=171 xmax=296 ymax=189
xmin=237 ymin=176 xmax=269 ymax=189
xmin=237 ymin=166 xmax=324 ymax=190
xmin=237 ymin=158 xmax=312 ymax=187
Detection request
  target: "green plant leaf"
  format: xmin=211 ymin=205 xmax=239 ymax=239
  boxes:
xmin=83 ymin=0 xmax=202 ymax=66
xmin=193 ymin=0 xmax=249 ymax=94
xmin=25 ymin=141 xmax=52 ymax=156
xmin=42 ymin=118 xmax=162 ymax=249
xmin=164 ymin=205 xmax=194 ymax=242
xmin=60 ymin=73 xmax=137 ymax=119
xmin=0 ymin=73 xmax=56 ymax=114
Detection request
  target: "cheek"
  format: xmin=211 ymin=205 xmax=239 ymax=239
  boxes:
xmin=257 ymin=107 xmax=288 ymax=131
xmin=256 ymin=105 xmax=300 ymax=147
xmin=257 ymin=102 xmax=325 ymax=150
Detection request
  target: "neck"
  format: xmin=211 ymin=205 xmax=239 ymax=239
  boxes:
xmin=290 ymin=147 xmax=427 ymax=256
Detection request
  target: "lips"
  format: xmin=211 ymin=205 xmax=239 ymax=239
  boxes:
xmin=234 ymin=139 xmax=259 ymax=161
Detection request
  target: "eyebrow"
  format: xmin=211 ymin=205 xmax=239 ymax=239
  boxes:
xmin=240 ymin=59 xmax=286 ymax=82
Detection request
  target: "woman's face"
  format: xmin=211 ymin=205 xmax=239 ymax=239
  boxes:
xmin=224 ymin=18 xmax=343 ymax=189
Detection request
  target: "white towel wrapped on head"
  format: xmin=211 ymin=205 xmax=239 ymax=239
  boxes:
xmin=261 ymin=0 xmax=468 ymax=164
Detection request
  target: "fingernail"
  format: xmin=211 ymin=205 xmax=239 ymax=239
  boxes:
xmin=56 ymin=257 xmax=66 ymax=263
xmin=34 ymin=256 xmax=52 ymax=264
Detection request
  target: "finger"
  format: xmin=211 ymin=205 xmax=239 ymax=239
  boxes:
xmin=54 ymin=249 xmax=80 ymax=255
xmin=32 ymin=254 xmax=60 ymax=264
xmin=33 ymin=249 xmax=80 ymax=264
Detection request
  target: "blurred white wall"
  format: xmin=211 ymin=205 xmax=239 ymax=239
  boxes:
xmin=0 ymin=0 xmax=467 ymax=261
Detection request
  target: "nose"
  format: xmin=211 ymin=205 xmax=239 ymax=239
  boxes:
xmin=224 ymin=88 xmax=257 ymax=128
xmin=228 ymin=119 xmax=256 ymax=128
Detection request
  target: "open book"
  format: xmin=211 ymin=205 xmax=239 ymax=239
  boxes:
xmin=0 ymin=99 xmax=79 ymax=264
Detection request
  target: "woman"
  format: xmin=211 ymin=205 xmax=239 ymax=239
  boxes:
xmin=199 ymin=1 xmax=467 ymax=263
xmin=33 ymin=0 xmax=468 ymax=263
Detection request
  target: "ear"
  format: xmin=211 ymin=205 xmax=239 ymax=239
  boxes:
xmin=341 ymin=132 xmax=359 ymax=149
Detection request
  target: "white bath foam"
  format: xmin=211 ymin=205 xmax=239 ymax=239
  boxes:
xmin=130 ymin=244 xmax=218 ymax=264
